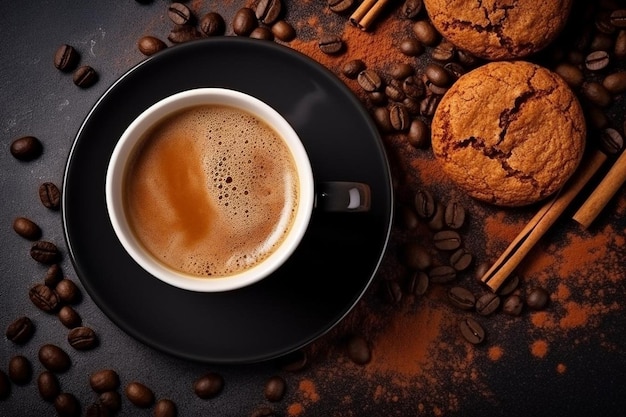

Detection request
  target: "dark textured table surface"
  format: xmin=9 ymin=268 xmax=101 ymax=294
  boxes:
xmin=2 ymin=1 xmax=626 ymax=416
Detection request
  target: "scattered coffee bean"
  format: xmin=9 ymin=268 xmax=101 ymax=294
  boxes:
xmin=402 ymin=75 xmax=425 ymax=99
xmin=426 ymin=201 xmax=444 ymax=230
xmin=433 ymin=230 xmax=462 ymax=251
xmin=12 ymin=216 xmax=42 ymax=240
xmin=474 ymin=261 xmax=489 ymax=282
xmin=318 ymin=34 xmax=344 ymax=55
xmin=385 ymin=79 xmax=405 ymax=101
xmin=502 ymin=294 xmax=524 ymax=316
xmin=399 ymin=38 xmax=424 ymax=56
xmin=419 ymin=93 xmax=442 ymax=117
xmin=475 ymin=293 xmax=501 ymax=316
xmin=526 ymin=287 xmax=550 ymax=310
xmin=414 ymin=189 xmax=435 ymax=219
xmin=444 ymin=62 xmax=465 ymax=80
xmin=29 ymin=283 xmax=60 ymax=312
xmin=346 ymin=334 xmax=371 ymax=364
xmin=407 ymin=118 xmax=430 ymax=148
xmin=610 ymin=9 xmax=626 ymax=28
xmin=389 ymin=103 xmax=410 ymax=131
xmin=199 ymin=12 xmax=226 ymax=36
xmin=424 ymin=63 xmax=450 ymax=87
xmin=382 ymin=279 xmax=403 ymax=304
xmin=193 ymin=372 xmax=224 ymax=399
xmin=54 ymin=44 xmax=80 ymax=72
xmin=10 ymin=135 xmax=43 ymax=161
xmin=264 ymin=375 xmax=286 ymax=402
xmin=401 ymin=0 xmax=423 ymax=19
xmin=602 ymin=71 xmax=626 ymax=94
xmin=444 ymin=200 xmax=466 ymax=229
xmin=271 ymin=20 xmax=296 ymax=42
xmin=73 ymin=65 xmax=98 ymax=88
xmin=85 ymin=402 xmax=111 ymax=417
xmin=428 ymin=265 xmax=457 ymax=284
xmin=276 ymin=349 xmax=308 ymax=372
xmin=168 ymin=2 xmax=194 ymax=25
xmin=137 ymin=35 xmax=167 ymax=56
xmin=250 ymin=27 xmax=274 ymax=41
xmin=431 ymin=40 xmax=456 ymax=62
xmin=0 ymin=370 xmax=10 ymax=399
xmin=58 ymin=305 xmax=82 ymax=328
xmin=154 ymin=399 xmax=177 ymax=417
xmin=447 ymin=286 xmax=475 ymax=310
xmin=357 ymin=69 xmax=382 ymax=92
xmin=256 ymin=0 xmax=282 ymax=25
xmin=581 ymin=81 xmax=612 ymax=107
xmin=370 ymin=91 xmax=387 ymax=106
xmin=45 ymin=263 xmax=63 ymax=287
xmin=232 ymin=7 xmax=258 ymax=36
xmin=39 ymin=343 xmax=71 ymax=373
xmin=328 ymin=0 xmax=354 ymax=14
xmin=406 ymin=270 xmax=429 ymax=295
xmin=554 ymin=62 xmax=585 ymax=88
xmin=450 ymin=248 xmax=473 ymax=271
xmin=459 ymin=317 xmax=485 ymax=344
xmin=251 ymin=406 xmax=277 ymax=417
xmin=615 ymin=29 xmax=626 ymax=59
xmin=54 ymin=392 xmax=81 ymax=417
xmin=39 ymin=182 xmax=61 ymax=210
xmin=372 ymin=106 xmax=393 ymax=131
xmin=68 ymin=326 xmax=98 ymax=350
xmin=389 ymin=62 xmax=414 ymax=79
xmin=168 ymin=25 xmax=202 ymax=43
xmin=497 ymin=274 xmax=519 ymax=296
xmin=30 ymin=240 xmax=60 ymax=264
xmin=98 ymin=391 xmax=122 ymax=412
xmin=126 ymin=381 xmax=155 ymax=408
xmin=5 ymin=316 xmax=34 ymax=344
xmin=37 ymin=371 xmax=61 ymax=402
xmin=55 ymin=278 xmax=80 ymax=304
xmin=585 ymin=50 xmax=610 ymax=71
xmin=404 ymin=97 xmax=421 ymax=114
xmin=412 ymin=20 xmax=439 ymax=46
xmin=8 ymin=355 xmax=32 ymax=385
xmin=89 ymin=369 xmax=120 ymax=393
xmin=342 ymin=59 xmax=365 ymax=79
xmin=403 ymin=242 xmax=432 ymax=271
xmin=599 ymin=127 xmax=624 ymax=154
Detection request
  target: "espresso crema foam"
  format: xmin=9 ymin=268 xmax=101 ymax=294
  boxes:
xmin=124 ymin=104 xmax=299 ymax=278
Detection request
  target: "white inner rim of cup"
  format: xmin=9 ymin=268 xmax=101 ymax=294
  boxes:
xmin=105 ymin=88 xmax=314 ymax=292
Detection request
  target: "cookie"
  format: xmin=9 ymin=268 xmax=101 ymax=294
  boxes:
xmin=423 ymin=0 xmax=573 ymax=60
xmin=431 ymin=61 xmax=586 ymax=207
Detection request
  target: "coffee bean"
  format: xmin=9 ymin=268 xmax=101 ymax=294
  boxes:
xmin=585 ymin=50 xmax=610 ymax=71
xmin=126 ymin=381 xmax=155 ymax=408
xmin=251 ymin=407 xmax=277 ymax=417
xmin=318 ymin=34 xmax=344 ymax=54
xmin=373 ymin=106 xmax=393 ymax=132
xmin=98 ymin=391 xmax=122 ymax=412
xmin=407 ymin=118 xmax=430 ymax=148
xmin=39 ymin=182 xmax=61 ymax=210
xmin=0 ymin=370 xmax=10 ymax=399
xmin=412 ymin=20 xmax=439 ymax=46
xmin=450 ymin=248 xmax=473 ymax=271
xmin=276 ymin=349 xmax=308 ymax=372
xmin=328 ymin=0 xmax=354 ymax=14
xmin=615 ymin=30 xmax=626 ymax=59
xmin=89 ymin=369 xmax=120 ymax=393
xmin=385 ymin=79 xmax=406 ymax=101
xmin=402 ymin=0 xmax=423 ymax=19
xmin=403 ymin=242 xmax=432 ymax=271
xmin=414 ymin=189 xmax=435 ymax=218
xmin=389 ymin=62 xmax=414 ymax=79
xmin=342 ymin=59 xmax=365 ymax=79
xmin=389 ymin=103 xmax=410 ymax=131
xmin=406 ymin=270 xmax=429 ymax=295
xmin=12 ymin=217 xmax=41 ymax=240
xmin=250 ymin=27 xmax=274 ymax=41
xmin=475 ymin=293 xmax=501 ymax=316
xmin=447 ymin=286 xmax=475 ymax=310
xmin=5 ymin=316 xmax=34 ymax=344
xmin=8 ymin=355 xmax=32 ymax=385
xmin=431 ymin=40 xmax=456 ymax=62
xmin=54 ymin=393 xmax=81 ymax=417
xmin=54 ymin=44 xmax=80 ymax=72
xmin=581 ymin=81 xmax=612 ymax=107
xmin=346 ymin=334 xmax=371 ymax=364
xmin=68 ymin=326 xmax=98 ymax=350
xmin=404 ymin=96 xmax=421 ymax=114
xmin=402 ymin=75 xmax=425 ymax=99
xmin=610 ymin=9 xmax=626 ymax=28
xmin=433 ymin=230 xmax=462 ymax=251
xmin=444 ymin=62 xmax=465 ymax=80
xmin=382 ymin=279 xmax=403 ymax=304
xmin=497 ymin=274 xmax=519 ymax=296
xmin=602 ymin=72 xmax=626 ymax=94
xmin=54 ymin=278 xmax=80 ymax=304
xmin=29 ymin=283 xmax=60 ymax=312
xmin=419 ymin=93 xmax=442 ymax=117
xmin=39 ymin=343 xmax=71 ymax=373
xmin=599 ymin=127 xmax=624 ymax=154
xmin=399 ymin=38 xmax=424 ymax=56
xmin=37 ymin=371 xmax=61 ymax=402
xmin=168 ymin=25 xmax=203 ymax=43
xmin=502 ymin=294 xmax=524 ymax=316
xmin=271 ymin=20 xmax=296 ymax=42
xmin=526 ymin=287 xmax=550 ymax=310
xmin=58 ymin=305 xmax=82 ymax=329
xmin=85 ymin=402 xmax=112 ymax=417
xmin=474 ymin=261 xmax=489 ymax=282
xmin=30 ymin=240 xmax=61 ymax=264
xmin=73 ymin=65 xmax=98 ymax=88
xmin=199 ymin=12 xmax=226 ymax=36
xmin=193 ymin=372 xmax=224 ymax=399
xmin=137 ymin=36 xmax=167 ymax=56
xmin=154 ymin=399 xmax=177 ymax=417
xmin=554 ymin=63 xmax=584 ymax=88
xmin=45 ymin=263 xmax=63 ymax=287
xmin=427 ymin=202 xmax=446 ymax=231
xmin=369 ymin=91 xmax=387 ymax=106
xmin=232 ymin=7 xmax=258 ymax=36
xmin=10 ymin=135 xmax=43 ymax=161
xmin=444 ymin=200 xmax=466 ymax=229
xmin=357 ymin=69 xmax=382 ymax=92
xmin=425 ymin=78 xmax=448 ymax=95
xmin=459 ymin=317 xmax=485 ymax=344
xmin=428 ymin=265 xmax=457 ymax=284
xmin=168 ymin=2 xmax=194 ymax=25
xmin=425 ymin=63 xmax=451 ymax=87
xmin=264 ymin=375 xmax=286 ymax=402
xmin=256 ymin=0 xmax=282 ymax=25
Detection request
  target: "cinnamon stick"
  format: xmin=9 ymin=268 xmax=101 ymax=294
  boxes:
xmin=349 ymin=0 xmax=391 ymax=31
xmin=480 ymin=150 xmax=608 ymax=292
xmin=573 ymin=150 xmax=626 ymax=228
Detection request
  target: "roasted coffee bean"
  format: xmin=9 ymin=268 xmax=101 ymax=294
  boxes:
xmin=382 ymin=280 xmax=403 ymax=304
xmin=431 ymin=40 xmax=456 ymax=62
xmin=610 ymin=9 xmax=626 ymax=28
xmin=58 ymin=305 xmax=82 ymax=328
xmin=457 ymin=49 xmax=480 ymax=68
xmin=402 ymin=75 xmax=425 ymax=99
xmin=10 ymin=135 xmax=43 ymax=161
xmin=403 ymin=242 xmax=432 ymax=271
xmin=0 ymin=370 xmax=9 ymax=399
xmin=615 ymin=30 xmax=626 ymax=59
xmin=476 ymin=293 xmax=501 ymax=316
xmin=55 ymin=278 xmax=80 ymax=304
xmin=427 ymin=202 xmax=445 ymax=230
xmin=459 ymin=317 xmax=485 ymax=344
xmin=428 ymin=265 xmax=457 ymax=284
xmin=328 ymin=0 xmax=354 ymax=14
xmin=596 ymin=11 xmax=616 ymax=34
xmin=447 ymin=286 xmax=475 ymax=310
xmin=406 ymin=270 xmax=429 ymax=295
xmin=590 ymin=33 xmax=613 ymax=52
xmin=414 ymin=189 xmax=435 ymax=219
xmin=89 ymin=369 xmax=120 ymax=393
xmin=249 ymin=27 xmax=274 ymax=40
xmin=358 ymin=69 xmax=382 ymax=92
xmin=425 ymin=78 xmax=448 ymax=95
xmin=399 ymin=38 xmax=424 ymax=56
xmin=450 ymin=248 xmax=473 ymax=271
xmin=168 ymin=25 xmax=202 ymax=43
xmin=29 ymin=283 xmax=60 ymax=312
xmin=277 ymin=349 xmax=308 ymax=372
xmin=251 ymin=407 xmax=278 ymax=417
xmin=403 ymin=97 xmax=420 ymax=114
xmin=193 ymin=372 xmax=224 ymax=399
xmin=45 ymin=263 xmax=63 ymax=287
xmin=497 ymin=274 xmax=519 ymax=296
xmin=502 ymin=294 xmax=524 ymax=316
xmin=444 ymin=200 xmax=466 ymax=229
xmin=318 ymin=34 xmax=344 ymax=54
xmin=39 ymin=182 xmax=61 ymax=210
xmin=9 ymin=355 xmax=32 ymax=384
xmin=137 ymin=35 xmax=167 ymax=56
xmin=12 ymin=216 xmax=41 ymax=240
xmin=407 ymin=118 xmax=429 ymax=148
xmin=373 ymin=106 xmax=392 ymax=132
xmin=232 ymin=7 xmax=258 ymax=36
xmin=554 ymin=63 xmax=584 ymax=88
xmin=385 ymin=79 xmax=405 ymax=101
xmin=37 ymin=371 xmax=61 ymax=402
xmin=474 ymin=261 xmax=489 ymax=282
xmin=599 ymin=127 xmax=624 ymax=154
xmin=85 ymin=402 xmax=112 ymax=417
xmin=419 ymin=93 xmax=442 ymax=117
xmin=412 ymin=20 xmax=439 ymax=46
xmin=256 ymin=0 xmax=282 ymax=25
xmin=346 ymin=335 xmax=371 ymax=364
xmin=126 ymin=381 xmax=155 ymax=407
xmin=98 ymin=391 xmax=121 ymax=412
xmin=425 ymin=63 xmax=451 ymax=87
xmin=585 ymin=50 xmax=610 ymax=71
xmin=30 ymin=240 xmax=60 ymax=264
xmin=168 ymin=2 xmax=194 ymax=25
xmin=68 ymin=326 xmax=98 ymax=350
xmin=264 ymin=375 xmax=286 ymax=402
xmin=342 ymin=59 xmax=365 ymax=79
xmin=73 ymin=65 xmax=98 ymax=88
xmin=526 ymin=287 xmax=550 ymax=310
xmin=39 ymin=343 xmax=71 ymax=372
xmin=5 ymin=316 xmax=34 ymax=344
xmin=271 ymin=20 xmax=296 ymax=41
xmin=389 ymin=103 xmax=410 ymax=131
xmin=581 ymin=81 xmax=612 ymax=107
xmin=433 ymin=230 xmax=462 ymax=251
xmin=389 ymin=62 xmax=414 ymax=79
xmin=603 ymin=72 xmax=626 ymax=94
xmin=370 ymin=91 xmax=387 ymax=106
xmin=200 ymin=12 xmax=226 ymax=36
xmin=444 ymin=62 xmax=465 ymax=80
xmin=154 ymin=399 xmax=177 ymax=417
xmin=54 ymin=44 xmax=80 ymax=72
xmin=54 ymin=393 xmax=80 ymax=417
xmin=402 ymin=0 xmax=423 ymax=19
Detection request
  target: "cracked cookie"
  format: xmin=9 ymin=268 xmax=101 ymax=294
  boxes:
xmin=423 ymin=0 xmax=573 ymax=60
xmin=431 ymin=61 xmax=586 ymax=207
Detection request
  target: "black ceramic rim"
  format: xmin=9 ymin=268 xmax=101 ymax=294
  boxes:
xmin=62 ymin=37 xmax=393 ymax=364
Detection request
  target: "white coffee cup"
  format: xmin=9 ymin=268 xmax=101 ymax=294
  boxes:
xmin=106 ymin=88 xmax=369 ymax=292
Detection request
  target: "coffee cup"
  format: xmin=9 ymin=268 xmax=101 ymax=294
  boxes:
xmin=106 ymin=88 xmax=370 ymax=292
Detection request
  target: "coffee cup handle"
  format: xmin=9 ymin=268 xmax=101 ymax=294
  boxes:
xmin=315 ymin=182 xmax=371 ymax=212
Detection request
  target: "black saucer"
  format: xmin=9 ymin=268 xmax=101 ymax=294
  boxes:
xmin=62 ymin=38 xmax=393 ymax=363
